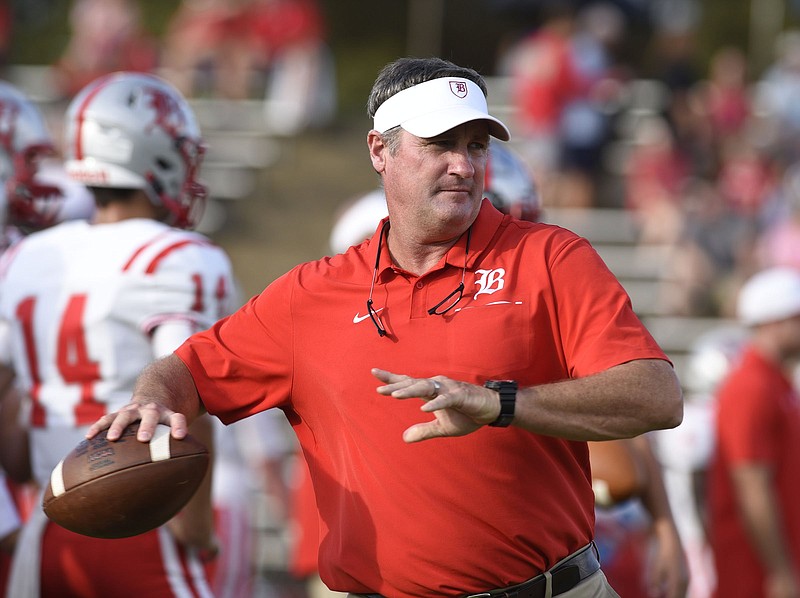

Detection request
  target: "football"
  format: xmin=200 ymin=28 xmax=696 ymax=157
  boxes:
xmin=43 ymin=423 xmax=209 ymax=539
xmin=588 ymin=439 xmax=648 ymax=507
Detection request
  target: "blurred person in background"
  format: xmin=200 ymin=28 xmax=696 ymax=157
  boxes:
xmin=592 ymin=434 xmax=688 ymax=598
xmin=622 ymin=114 xmax=690 ymax=247
xmin=506 ymin=2 xmax=581 ymax=207
xmin=651 ymin=325 xmax=748 ymax=598
xmin=0 ymin=79 xmax=94 ymax=595
xmin=708 ymin=267 xmax=800 ymax=598
xmin=657 ymin=177 xmax=758 ymax=318
xmin=52 ymin=0 xmax=158 ymax=98
xmin=756 ymin=163 xmax=800 ymax=273
xmin=0 ymin=72 xmax=234 ymax=598
xmin=161 ymin=0 xmax=334 ymax=135
xmin=248 ymin=0 xmax=335 ymax=136
xmin=160 ymin=0 xmax=254 ymax=99
xmin=754 ymin=30 xmax=800 ymax=167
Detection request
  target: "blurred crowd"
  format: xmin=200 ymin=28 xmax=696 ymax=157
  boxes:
xmin=50 ymin=0 xmax=336 ymax=137
xmin=501 ymin=1 xmax=800 ymax=321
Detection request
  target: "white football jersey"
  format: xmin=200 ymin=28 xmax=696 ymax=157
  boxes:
xmin=0 ymin=218 xmax=236 ymax=485
xmin=0 ymin=472 xmax=21 ymax=540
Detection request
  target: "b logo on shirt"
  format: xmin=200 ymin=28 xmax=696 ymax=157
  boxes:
xmin=474 ymin=268 xmax=505 ymax=298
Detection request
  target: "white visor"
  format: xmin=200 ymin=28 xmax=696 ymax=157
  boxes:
xmin=373 ymin=77 xmax=510 ymax=141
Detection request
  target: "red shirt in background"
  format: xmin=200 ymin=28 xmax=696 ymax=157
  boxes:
xmin=709 ymin=346 xmax=800 ymax=597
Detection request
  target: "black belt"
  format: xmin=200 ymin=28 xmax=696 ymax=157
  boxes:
xmin=465 ymin=543 xmax=601 ymax=598
xmin=349 ymin=542 xmax=601 ymax=598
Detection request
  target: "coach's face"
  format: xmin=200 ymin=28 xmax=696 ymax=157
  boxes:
xmin=368 ymin=121 xmax=488 ymax=244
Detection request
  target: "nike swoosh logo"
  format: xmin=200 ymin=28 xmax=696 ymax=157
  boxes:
xmin=353 ymin=309 xmax=382 ymax=324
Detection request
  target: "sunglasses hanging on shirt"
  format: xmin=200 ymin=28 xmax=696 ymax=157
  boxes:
xmin=367 ymin=221 xmax=471 ymax=337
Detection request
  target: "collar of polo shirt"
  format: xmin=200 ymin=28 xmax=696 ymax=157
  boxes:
xmin=373 ymin=77 xmax=510 ymax=141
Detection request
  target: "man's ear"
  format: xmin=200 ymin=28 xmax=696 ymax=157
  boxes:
xmin=367 ymin=130 xmax=387 ymax=174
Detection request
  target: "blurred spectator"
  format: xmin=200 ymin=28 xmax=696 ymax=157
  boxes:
xmin=697 ymin=46 xmax=751 ymax=143
xmin=52 ymin=0 xmax=158 ymax=98
xmin=161 ymin=0 xmax=335 ymax=135
xmin=753 ymin=30 xmax=800 ymax=165
xmin=755 ymin=163 xmax=800 ymax=272
xmin=506 ymin=2 xmax=627 ymax=209
xmin=715 ymin=133 xmax=777 ymax=220
xmin=0 ymin=0 xmax=10 ymax=72
xmin=651 ymin=325 xmax=748 ymax=598
xmin=708 ymin=267 xmax=800 ymax=598
xmin=592 ymin=436 xmax=689 ymax=598
xmin=623 ymin=114 xmax=690 ymax=245
xmin=249 ymin=0 xmax=336 ymax=136
xmin=160 ymin=0 xmax=254 ymax=99
xmin=658 ymin=177 xmax=757 ymax=317
xmin=558 ymin=2 xmax=627 ymax=209
xmin=506 ymin=3 xmax=581 ymax=205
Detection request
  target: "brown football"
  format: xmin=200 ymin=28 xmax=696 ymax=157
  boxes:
xmin=588 ymin=439 xmax=648 ymax=507
xmin=42 ymin=423 xmax=209 ymax=539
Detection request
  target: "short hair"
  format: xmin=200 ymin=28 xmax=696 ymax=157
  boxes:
xmin=367 ymin=57 xmax=489 ymax=120
xmin=88 ymin=186 xmax=139 ymax=208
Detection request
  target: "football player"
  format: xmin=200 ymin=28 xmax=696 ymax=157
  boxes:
xmin=0 ymin=72 xmax=237 ymax=598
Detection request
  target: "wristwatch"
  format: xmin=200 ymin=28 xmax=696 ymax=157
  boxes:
xmin=484 ymin=380 xmax=518 ymax=427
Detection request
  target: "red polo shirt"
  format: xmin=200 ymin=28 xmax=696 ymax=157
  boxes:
xmin=177 ymin=200 xmax=669 ymax=597
xmin=709 ymin=346 xmax=800 ymax=597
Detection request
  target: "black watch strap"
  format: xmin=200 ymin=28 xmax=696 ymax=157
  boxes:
xmin=485 ymin=380 xmax=517 ymax=427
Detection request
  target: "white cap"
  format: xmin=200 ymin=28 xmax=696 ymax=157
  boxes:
xmin=373 ymin=77 xmax=510 ymax=141
xmin=737 ymin=267 xmax=800 ymax=326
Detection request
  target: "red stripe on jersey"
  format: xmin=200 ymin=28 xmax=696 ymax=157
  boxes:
xmin=144 ymin=239 xmax=211 ymax=275
xmin=121 ymin=231 xmax=172 ymax=272
xmin=72 ymin=77 xmax=112 ymax=160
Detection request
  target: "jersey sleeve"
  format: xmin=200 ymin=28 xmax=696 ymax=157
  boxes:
xmin=114 ymin=234 xmax=237 ymax=335
xmin=545 ymin=232 xmax=669 ymax=378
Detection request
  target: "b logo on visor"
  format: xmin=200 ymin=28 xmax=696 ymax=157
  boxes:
xmin=449 ymin=81 xmax=468 ymax=98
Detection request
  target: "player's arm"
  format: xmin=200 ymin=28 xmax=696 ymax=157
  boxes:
xmin=86 ymin=353 xmax=205 ymax=442
xmin=731 ymin=463 xmax=800 ymax=596
xmin=146 ymin=317 xmax=220 ymax=554
xmin=630 ymin=434 xmax=688 ymax=598
xmin=0 ymin=362 xmax=30 ymax=484
xmin=166 ymin=413 xmax=217 ymax=555
xmin=0 ymin=472 xmax=21 ymax=555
